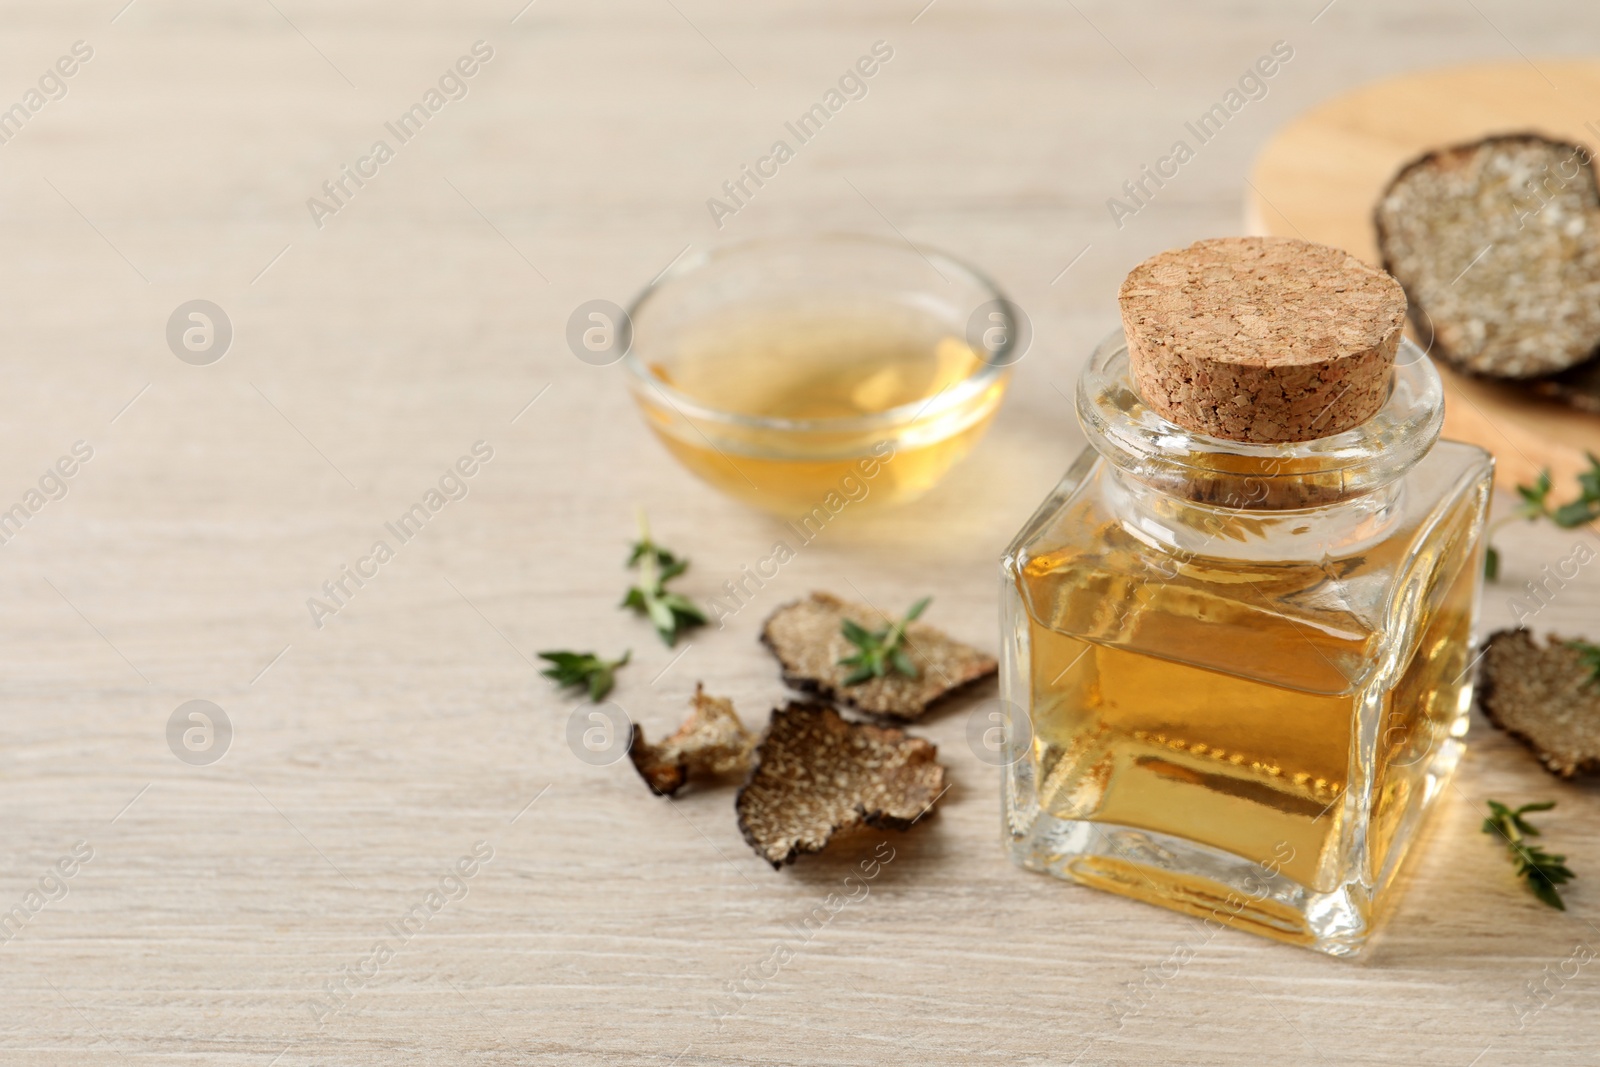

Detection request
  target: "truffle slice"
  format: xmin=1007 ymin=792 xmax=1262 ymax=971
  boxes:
xmin=629 ymin=684 xmax=754 ymax=796
xmin=1375 ymin=133 xmax=1600 ymax=379
xmin=736 ymin=703 xmax=947 ymax=868
xmin=760 ymin=592 xmax=997 ymax=721
xmin=1478 ymin=629 xmax=1600 ymax=778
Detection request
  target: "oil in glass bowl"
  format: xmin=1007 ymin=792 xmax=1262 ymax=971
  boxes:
xmin=623 ymin=236 xmax=1015 ymax=515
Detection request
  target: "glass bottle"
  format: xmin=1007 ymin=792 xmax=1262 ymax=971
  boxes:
xmin=999 ymin=329 xmax=1493 ymax=957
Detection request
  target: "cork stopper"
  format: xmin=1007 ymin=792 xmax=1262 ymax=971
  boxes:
xmin=1119 ymin=236 xmax=1407 ymax=443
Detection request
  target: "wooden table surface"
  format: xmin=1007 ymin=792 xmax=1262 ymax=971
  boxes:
xmin=3 ymin=2 xmax=1599 ymax=1064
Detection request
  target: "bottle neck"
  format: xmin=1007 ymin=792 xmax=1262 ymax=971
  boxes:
xmin=1076 ymin=331 xmax=1444 ymax=559
xmin=1102 ymin=463 xmax=1406 ymax=560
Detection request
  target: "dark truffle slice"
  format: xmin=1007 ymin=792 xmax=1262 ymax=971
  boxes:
xmin=629 ymin=684 xmax=754 ymax=797
xmin=1478 ymin=628 xmax=1600 ymax=778
xmin=736 ymin=702 xmax=947 ymax=868
xmin=760 ymin=592 xmax=997 ymax=721
xmin=1374 ymin=133 xmax=1600 ymax=379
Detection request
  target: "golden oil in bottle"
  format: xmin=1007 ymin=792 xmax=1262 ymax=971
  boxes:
xmin=1000 ymin=239 xmax=1492 ymax=955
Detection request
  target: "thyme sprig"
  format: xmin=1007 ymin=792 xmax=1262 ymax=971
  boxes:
xmin=838 ymin=597 xmax=929 ymax=686
xmin=539 ymin=650 xmax=630 ymax=702
xmin=1481 ymin=799 xmax=1576 ymax=910
xmin=1569 ymin=639 xmax=1600 ymax=689
xmin=621 ymin=512 xmax=706 ymax=647
xmin=1486 ymin=454 xmax=1600 ymax=580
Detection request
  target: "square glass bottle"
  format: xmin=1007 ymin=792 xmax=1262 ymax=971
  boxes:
xmin=1000 ymin=245 xmax=1493 ymax=957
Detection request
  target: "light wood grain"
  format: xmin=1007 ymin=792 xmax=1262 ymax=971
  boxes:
xmin=0 ymin=2 xmax=1597 ymax=1065
xmin=1247 ymin=59 xmax=1600 ymax=493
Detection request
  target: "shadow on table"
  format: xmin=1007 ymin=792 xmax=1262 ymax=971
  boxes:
xmin=777 ymin=787 xmax=961 ymax=893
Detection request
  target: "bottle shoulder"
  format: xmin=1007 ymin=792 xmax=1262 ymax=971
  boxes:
xmin=1009 ymin=441 xmax=1492 ymax=568
xmin=1004 ymin=443 xmax=1492 ymax=695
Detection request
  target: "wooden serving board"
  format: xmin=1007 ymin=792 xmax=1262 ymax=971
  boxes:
xmin=1247 ymin=60 xmax=1600 ymax=492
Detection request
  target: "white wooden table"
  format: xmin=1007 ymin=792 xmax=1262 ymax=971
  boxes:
xmin=2 ymin=1 xmax=1598 ymax=1063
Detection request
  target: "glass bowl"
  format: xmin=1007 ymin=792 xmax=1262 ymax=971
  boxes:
xmin=621 ymin=234 xmax=1017 ymax=515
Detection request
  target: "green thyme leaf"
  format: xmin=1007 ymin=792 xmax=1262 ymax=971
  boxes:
xmin=890 ymin=648 xmax=919 ymax=678
xmin=1481 ymin=799 xmax=1576 ymax=910
xmin=1548 ymin=456 xmax=1599 ymax=527
xmin=621 ymin=512 xmax=706 ymax=647
xmin=1553 ymin=498 xmax=1600 ymax=528
xmin=1488 ymin=459 xmax=1600 ymax=580
xmin=836 ymin=597 xmax=930 ymax=686
xmin=539 ymin=649 xmax=630 ymax=702
xmin=1568 ymin=640 xmax=1600 ymax=689
xmin=840 ymin=663 xmax=877 ymax=686
xmin=1580 ymin=452 xmax=1600 ymax=499
xmin=1515 ymin=470 xmax=1553 ymax=518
